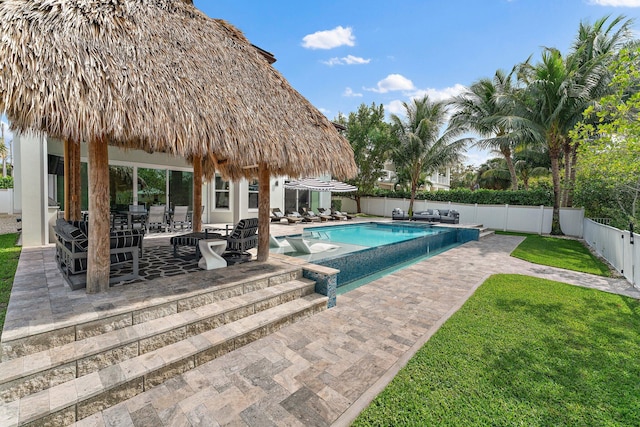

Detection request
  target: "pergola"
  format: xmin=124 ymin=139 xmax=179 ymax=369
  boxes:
xmin=0 ymin=0 xmax=356 ymax=293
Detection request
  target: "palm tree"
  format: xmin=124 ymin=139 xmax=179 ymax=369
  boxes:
xmin=515 ymin=14 xmax=633 ymax=234
xmin=390 ymin=96 xmax=469 ymax=216
xmin=563 ymin=15 xmax=634 ymax=206
xmin=449 ymin=69 xmax=526 ymax=190
xmin=476 ymin=158 xmax=511 ymax=190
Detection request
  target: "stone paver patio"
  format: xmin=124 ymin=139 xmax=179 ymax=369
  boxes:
xmin=2 ymin=218 xmax=638 ymax=426
xmin=78 ymin=230 xmax=639 ymax=426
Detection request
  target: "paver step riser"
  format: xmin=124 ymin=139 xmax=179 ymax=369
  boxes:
xmin=0 ymin=270 xmax=303 ymax=361
xmin=11 ymin=296 xmax=327 ymax=427
xmin=0 ymin=281 xmax=316 ymax=403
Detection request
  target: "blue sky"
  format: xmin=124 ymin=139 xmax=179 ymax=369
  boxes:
xmin=194 ymin=0 xmax=640 ymax=165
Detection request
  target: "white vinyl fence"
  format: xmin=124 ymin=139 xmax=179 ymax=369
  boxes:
xmin=583 ymin=219 xmax=638 ymax=287
xmin=338 ymin=197 xmax=584 ymax=237
xmin=0 ymin=189 xmax=14 ymax=214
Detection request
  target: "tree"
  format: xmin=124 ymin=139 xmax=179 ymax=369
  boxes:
xmin=449 ymin=69 xmax=525 ymax=190
xmin=449 ymin=163 xmax=478 ymax=190
xmin=563 ymin=15 xmax=634 ymax=207
xmin=335 ymin=103 xmax=393 ymax=213
xmin=476 ymin=158 xmax=511 ymax=190
xmin=513 ymin=146 xmax=550 ymax=190
xmin=516 ymin=15 xmax=632 ymax=234
xmin=390 ymin=96 xmax=469 ymax=216
xmin=573 ymin=46 xmax=640 ymax=228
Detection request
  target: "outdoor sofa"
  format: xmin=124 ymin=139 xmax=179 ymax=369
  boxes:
xmin=411 ymin=209 xmax=460 ymax=224
xmin=391 ymin=208 xmax=410 ymax=220
xmin=53 ymin=219 xmax=144 ymax=290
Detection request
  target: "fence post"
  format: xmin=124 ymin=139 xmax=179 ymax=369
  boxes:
xmin=539 ymin=205 xmax=544 ymax=235
xmin=504 ymin=204 xmax=509 ymax=232
xmin=474 ymin=203 xmax=478 ymax=223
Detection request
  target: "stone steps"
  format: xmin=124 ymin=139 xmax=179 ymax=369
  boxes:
xmin=1 ymin=269 xmax=304 ymax=361
xmin=478 ymin=226 xmax=494 ymax=239
xmin=0 ymin=279 xmax=317 ymax=404
xmin=4 ymin=294 xmax=327 ymax=426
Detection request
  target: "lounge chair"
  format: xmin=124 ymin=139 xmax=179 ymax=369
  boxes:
xmin=285 ymin=237 xmax=338 ymax=254
xmin=272 ymin=208 xmax=303 ymax=224
xmin=333 ymin=210 xmax=355 ymax=220
xmin=318 ymin=207 xmax=345 ymax=220
xmin=303 ymin=207 xmax=331 ymax=222
xmin=170 ymin=205 xmax=191 ymax=231
xmin=299 ymin=207 xmax=321 ymax=222
xmin=287 ymin=210 xmax=312 ymax=222
xmin=145 ymin=205 xmax=168 ymax=232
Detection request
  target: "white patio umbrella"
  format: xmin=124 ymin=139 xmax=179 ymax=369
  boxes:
xmin=284 ymin=177 xmax=356 ymax=192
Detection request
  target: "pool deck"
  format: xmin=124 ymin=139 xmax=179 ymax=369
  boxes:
xmin=4 ymin=218 xmax=640 ymax=426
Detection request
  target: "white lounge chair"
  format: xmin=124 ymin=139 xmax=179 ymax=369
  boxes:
xmin=285 ymin=237 xmax=338 ymax=254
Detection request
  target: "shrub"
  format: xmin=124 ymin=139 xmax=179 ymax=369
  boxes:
xmin=0 ymin=176 xmax=13 ymax=189
xmin=367 ymin=188 xmax=553 ymax=206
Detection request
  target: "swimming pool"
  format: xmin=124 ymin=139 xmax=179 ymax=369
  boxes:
xmin=272 ymin=222 xmax=479 ymax=289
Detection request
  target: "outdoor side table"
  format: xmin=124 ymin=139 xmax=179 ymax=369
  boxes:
xmin=198 ymin=239 xmax=228 ymax=270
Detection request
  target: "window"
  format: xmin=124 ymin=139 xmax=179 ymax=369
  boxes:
xmin=248 ymin=179 xmax=259 ymax=209
xmin=215 ymin=175 xmax=229 ymax=209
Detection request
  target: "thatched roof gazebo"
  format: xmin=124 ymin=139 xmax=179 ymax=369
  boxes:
xmin=0 ymin=0 xmax=356 ymax=293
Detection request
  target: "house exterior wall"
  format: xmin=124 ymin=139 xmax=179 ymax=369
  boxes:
xmin=15 ymin=135 xmax=284 ymax=247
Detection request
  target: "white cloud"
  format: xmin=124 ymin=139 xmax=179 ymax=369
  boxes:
xmin=385 ymin=100 xmax=406 ymax=115
xmin=589 ymin=0 xmax=640 ymax=6
xmin=409 ymin=84 xmax=467 ymax=103
xmin=384 ymin=84 xmax=468 ymax=118
xmin=302 ymin=26 xmax=355 ymax=50
xmin=343 ymin=87 xmax=363 ymax=97
xmin=317 ymin=107 xmax=331 ymax=116
xmin=365 ymin=74 xmax=415 ymax=93
xmin=323 ymin=55 xmax=371 ymax=66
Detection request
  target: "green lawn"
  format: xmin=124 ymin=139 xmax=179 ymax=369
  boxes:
xmin=498 ymin=232 xmax=612 ymax=277
xmin=0 ymin=233 xmax=21 ymax=331
xmin=353 ymin=274 xmax=640 ymax=426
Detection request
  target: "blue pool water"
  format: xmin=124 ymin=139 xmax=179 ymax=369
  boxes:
xmin=302 ymin=222 xmax=444 ymax=247
xmin=273 ymin=222 xmax=479 ymax=290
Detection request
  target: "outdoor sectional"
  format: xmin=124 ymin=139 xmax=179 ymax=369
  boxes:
xmin=53 ymin=219 xmax=144 ymax=290
xmin=411 ymin=209 xmax=460 ymax=224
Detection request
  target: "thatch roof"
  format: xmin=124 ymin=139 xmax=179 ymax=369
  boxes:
xmin=0 ymin=0 xmax=356 ymax=180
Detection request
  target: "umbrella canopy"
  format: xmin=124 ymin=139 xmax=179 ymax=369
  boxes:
xmin=284 ymin=178 xmax=357 ymax=192
xmin=0 ymin=0 xmax=357 ymax=181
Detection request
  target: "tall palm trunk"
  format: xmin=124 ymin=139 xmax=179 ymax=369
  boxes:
xmin=549 ymin=132 xmax=563 ymax=235
xmin=500 ymin=146 xmax=518 ymax=190
xmin=409 ymin=176 xmax=418 ymax=217
xmin=561 ymin=139 xmax=572 ymax=207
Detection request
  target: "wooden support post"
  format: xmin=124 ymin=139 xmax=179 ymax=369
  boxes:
xmin=192 ymin=155 xmax=202 ymax=232
xmin=86 ymin=138 xmax=110 ymax=293
xmin=63 ymin=140 xmax=70 ymax=221
xmin=69 ymin=140 xmax=82 ymax=221
xmin=257 ymin=163 xmax=270 ymax=262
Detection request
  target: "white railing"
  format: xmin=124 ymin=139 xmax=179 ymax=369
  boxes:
xmin=337 ymin=197 xmax=584 ymax=237
xmin=583 ymin=219 xmax=638 ymax=287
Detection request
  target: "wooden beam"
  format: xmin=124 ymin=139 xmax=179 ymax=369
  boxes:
xmin=257 ymin=163 xmax=270 ymax=262
xmin=86 ymin=138 xmax=110 ymax=293
xmin=192 ymin=155 xmax=202 ymax=232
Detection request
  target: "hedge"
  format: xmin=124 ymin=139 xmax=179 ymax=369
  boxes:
xmin=0 ymin=176 xmax=13 ymax=189
xmin=364 ymin=188 xmax=554 ymax=206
